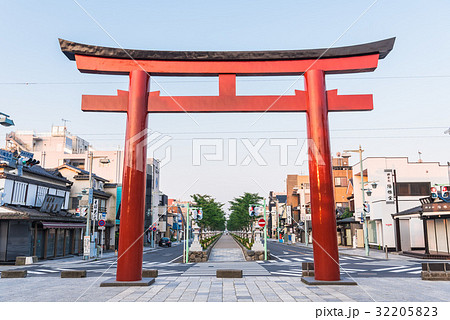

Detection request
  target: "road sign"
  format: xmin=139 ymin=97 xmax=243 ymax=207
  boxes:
xmin=258 ymin=218 xmax=266 ymax=228
xmin=93 ymin=199 xmax=99 ymax=219
xmin=98 ymin=219 xmax=106 ymax=227
xmin=83 ymin=236 xmax=90 ymax=256
xmin=19 ymin=151 xmax=34 ymax=159
xmin=152 ymin=226 xmax=157 ymax=231
xmin=88 ymin=188 xmax=93 ymax=204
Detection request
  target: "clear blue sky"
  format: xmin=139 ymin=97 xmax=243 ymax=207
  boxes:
xmin=1 ymin=1 xmax=449 ymax=207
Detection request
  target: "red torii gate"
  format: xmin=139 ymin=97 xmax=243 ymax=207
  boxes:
xmin=60 ymin=38 xmax=394 ymax=284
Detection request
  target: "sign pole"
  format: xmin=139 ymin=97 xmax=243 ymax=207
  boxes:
xmin=101 ymin=228 xmax=104 ymax=258
xmin=264 ymin=198 xmax=267 ymax=260
xmin=186 ymin=203 xmax=190 ymax=263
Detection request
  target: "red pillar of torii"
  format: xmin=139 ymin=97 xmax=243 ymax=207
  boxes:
xmin=60 ymin=38 xmax=394 ymax=283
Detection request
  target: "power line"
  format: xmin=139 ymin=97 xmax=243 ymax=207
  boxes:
xmin=74 ymin=126 xmax=448 ymax=136
xmin=84 ymin=135 xmax=448 ymax=141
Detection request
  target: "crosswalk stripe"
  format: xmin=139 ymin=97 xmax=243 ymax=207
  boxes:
xmin=342 ymin=256 xmax=358 ymax=260
xmin=270 ymin=271 xmax=302 ymax=277
xmin=28 ymin=271 xmax=46 ymax=275
xmin=279 ymin=258 xmax=290 ymax=262
xmin=356 ymin=256 xmax=373 ymax=260
xmin=304 ymin=257 xmax=314 ymax=261
xmin=340 ymin=268 xmax=365 ymax=272
xmin=268 ymin=260 xmax=277 ymax=263
xmin=36 ymin=269 xmax=59 ymax=273
xmin=372 ymin=266 xmax=405 ymax=272
xmin=390 ymin=267 xmax=421 ymax=273
xmin=408 ymin=270 xmax=422 ymax=274
xmin=292 ymin=258 xmax=304 ymax=262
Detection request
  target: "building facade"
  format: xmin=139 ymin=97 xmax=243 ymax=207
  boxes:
xmin=352 ymin=157 xmax=449 ymax=251
xmin=0 ymin=157 xmax=85 ymax=262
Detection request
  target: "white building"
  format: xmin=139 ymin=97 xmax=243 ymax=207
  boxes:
xmin=352 ymin=157 xmax=449 ymax=251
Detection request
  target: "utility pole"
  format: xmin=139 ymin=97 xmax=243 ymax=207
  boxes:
xmin=185 ymin=202 xmax=190 ymax=263
xmin=358 ymin=146 xmax=370 ymax=257
xmin=344 ymin=146 xmax=370 ymax=256
xmin=264 ymin=198 xmax=267 ymax=260
xmin=84 ymin=151 xmax=94 ymax=259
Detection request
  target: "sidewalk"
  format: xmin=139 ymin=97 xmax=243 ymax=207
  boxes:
xmin=0 ymin=275 xmax=449 ymax=302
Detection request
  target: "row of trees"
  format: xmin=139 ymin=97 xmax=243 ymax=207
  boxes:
xmin=188 ymin=192 xmax=264 ymax=232
xmin=227 ymin=192 xmax=263 ymax=231
xmin=190 ymin=194 xmax=226 ymax=231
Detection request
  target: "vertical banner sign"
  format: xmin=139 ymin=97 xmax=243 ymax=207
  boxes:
xmin=384 ymin=169 xmax=395 ymax=204
xmin=93 ymin=199 xmax=99 ymax=220
xmin=83 ymin=236 xmax=90 ymax=256
xmin=287 ymin=206 xmax=292 ymax=225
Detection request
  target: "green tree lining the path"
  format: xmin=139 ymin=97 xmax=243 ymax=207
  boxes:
xmin=227 ymin=192 xmax=263 ymax=231
xmin=190 ymin=194 xmax=226 ymax=231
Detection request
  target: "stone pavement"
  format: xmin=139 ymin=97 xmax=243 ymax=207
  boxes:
xmin=1 ymin=275 xmax=449 ymax=302
xmin=208 ymin=234 xmax=245 ymax=262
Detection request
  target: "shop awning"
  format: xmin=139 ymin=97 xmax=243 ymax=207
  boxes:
xmin=41 ymin=222 xmax=86 ymax=229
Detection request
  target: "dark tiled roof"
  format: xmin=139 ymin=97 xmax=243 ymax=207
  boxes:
xmin=0 ymin=205 xmax=86 ymax=223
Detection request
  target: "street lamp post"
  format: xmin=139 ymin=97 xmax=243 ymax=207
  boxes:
xmin=83 ymin=152 xmax=110 ymax=260
xmin=343 ymin=146 xmax=370 ymax=256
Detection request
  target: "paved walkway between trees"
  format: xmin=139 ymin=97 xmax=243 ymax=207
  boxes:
xmin=208 ymin=234 xmax=245 ymax=262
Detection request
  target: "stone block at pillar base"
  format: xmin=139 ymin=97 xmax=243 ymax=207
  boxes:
xmin=61 ymin=270 xmax=87 ymax=278
xmin=100 ymin=278 xmax=155 ymax=287
xmin=216 ymin=269 xmax=243 ymax=278
xmin=1 ymin=270 xmax=27 ymax=278
xmin=142 ymin=269 xmax=158 ymax=278
xmin=301 ymin=276 xmax=357 ymax=286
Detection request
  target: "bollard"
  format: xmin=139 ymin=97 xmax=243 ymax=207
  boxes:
xmin=385 ymin=245 xmax=388 ymax=260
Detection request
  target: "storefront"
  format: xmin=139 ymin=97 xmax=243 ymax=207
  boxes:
xmin=422 ymin=202 xmax=450 ymax=257
xmin=0 ymin=206 xmax=86 ymax=262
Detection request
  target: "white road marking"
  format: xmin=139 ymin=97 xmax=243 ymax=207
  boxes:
xmin=372 ymin=266 xmax=406 ymax=272
xmin=270 ymin=271 xmax=302 ymax=277
xmin=390 ymin=267 xmax=421 ymax=273
xmin=27 ymin=271 xmax=46 ymax=275
xmin=36 ymin=269 xmax=59 ymax=273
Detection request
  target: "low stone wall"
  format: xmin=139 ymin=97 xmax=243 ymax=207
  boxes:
xmin=230 ymin=234 xmax=269 ymax=261
xmin=189 ymin=233 xmax=223 ymax=262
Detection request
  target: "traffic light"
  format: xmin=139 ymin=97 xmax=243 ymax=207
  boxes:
xmin=21 ymin=158 xmax=40 ymax=167
xmin=191 ymin=208 xmax=198 ymax=219
xmin=363 ymin=202 xmax=370 ymax=214
xmin=198 ymin=209 xmax=203 ymax=220
xmin=25 ymin=158 xmax=40 ymax=167
xmin=249 ymin=205 xmax=256 ymax=217
xmin=442 ymin=186 xmax=449 ymax=199
xmin=431 ymin=187 xmax=438 ymax=199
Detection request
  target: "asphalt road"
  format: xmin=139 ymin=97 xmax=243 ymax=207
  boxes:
xmin=262 ymin=239 xmax=428 ymax=278
xmin=0 ymin=239 xmax=439 ymax=279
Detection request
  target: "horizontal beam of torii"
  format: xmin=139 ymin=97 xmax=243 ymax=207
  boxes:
xmin=59 ymin=37 xmax=395 ymax=285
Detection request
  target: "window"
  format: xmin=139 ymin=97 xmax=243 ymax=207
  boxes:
xmin=334 ymin=177 xmax=348 ymax=187
xmin=70 ymin=197 xmax=79 ymax=210
xmin=11 ymin=181 xmax=27 ymax=205
xmin=36 ymin=186 xmax=49 ymax=207
xmin=396 ymin=182 xmax=430 ymax=196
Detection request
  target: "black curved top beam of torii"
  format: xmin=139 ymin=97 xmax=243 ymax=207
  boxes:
xmin=59 ymin=37 xmax=395 ymax=62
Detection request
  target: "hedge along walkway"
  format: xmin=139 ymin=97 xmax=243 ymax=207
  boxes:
xmin=208 ymin=234 xmax=245 ymax=262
